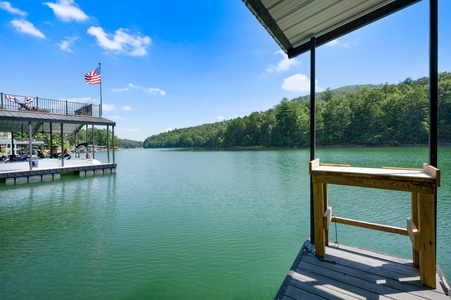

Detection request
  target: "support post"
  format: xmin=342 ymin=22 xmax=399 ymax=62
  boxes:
xmin=429 ymin=0 xmax=438 ymax=168
xmin=112 ymin=126 xmax=116 ymax=164
xmin=411 ymin=192 xmax=419 ymax=266
xmin=75 ymin=132 xmax=79 ymax=159
xmin=10 ymin=131 xmax=14 ymax=155
xmin=61 ymin=123 xmax=64 ymax=167
xmin=99 ymin=62 xmax=103 ymax=117
xmin=312 ymin=181 xmax=326 ymax=257
xmin=92 ymin=124 xmax=95 ymax=159
xmin=428 ymin=0 xmax=438 ymax=282
xmin=107 ymin=125 xmax=110 ymax=163
xmin=50 ymin=124 xmax=53 ymax=158
xmin=418 ymin=193 xmax=436 ymax=288
xmin=86 ymin=124 xmax=89 ymax=154
xmin=310 ymin=36 xmax=317 ymax=244
xmin=28 ymin=121 xmax=33 ymax=170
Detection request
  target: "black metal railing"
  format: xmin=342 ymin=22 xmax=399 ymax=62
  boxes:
xmin=0 ymin=92 xmax=101 ymax=117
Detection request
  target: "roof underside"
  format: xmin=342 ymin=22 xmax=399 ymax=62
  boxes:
xmin=243 ymin=0 xmax=420 ymax=58
xmin=0 ymin=110 xmax=116 ymax=134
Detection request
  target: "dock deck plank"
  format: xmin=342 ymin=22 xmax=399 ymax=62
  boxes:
xmin=276 ymin=241 xmax=450 ymax=299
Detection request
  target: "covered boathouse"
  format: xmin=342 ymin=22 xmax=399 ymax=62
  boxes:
xmin=0 ymin=92 xmax=117 ymax=185
xmin=242 ymin=0 xmax=450 ymax=299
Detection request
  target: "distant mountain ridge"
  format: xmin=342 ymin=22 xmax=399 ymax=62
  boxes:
xmin=294 ymin=84 xmax=384 ymax=103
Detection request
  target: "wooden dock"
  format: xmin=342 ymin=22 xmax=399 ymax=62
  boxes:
xmin=275 ymin=240 xmax=450 ymax=299
xmin=0 ymin=163 xmax=117 ymax=185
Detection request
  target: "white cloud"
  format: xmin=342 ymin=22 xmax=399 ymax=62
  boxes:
xmin=327 ymin=39 xmax=339 ymax=47
xmin=112 ymin=87 xmax=129 ymax=92
xmin=87 ymin=26 xmax=151 ymax=56
xmin=65 ymin=96 xmax=95 ymax=103
xmin=109 ymin=115 xmax=127 ymax=121
xmin=0 ymin=1 xmax=27 ymax=16
xmin=216 ymin=115 xmax=225 ymax=121
xmin=119 ymin=83 xmax=166 ymax=96
xmin=266 ymin=50 xmax=299 ymax=73
xmin=165 ymin=128 xmax=173 ymax=132
xmin=10 ymin=19 xmax=45 ymax=38
xmin=102 ymin=103 xmax=116 ymax=112
xmin=57 ymin=36 xmax=77 ymax=52
xmin=281 ymin=73 xmax=319 ymax=93
xmin=326 ymin=38 xmax=359 ymax=48
xmin=44 ymin=0 xmax=88 ymax=22
xmin=146 ymin=88 xmax=165 ymax=96
xmin=120 ymin=127 xmax=140 ymax=132
xmin=122 ymin=105 xmax=132 ymax=111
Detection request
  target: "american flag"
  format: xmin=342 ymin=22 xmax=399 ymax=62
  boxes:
xmin=85 ymin=67 xmax=101 ymax=84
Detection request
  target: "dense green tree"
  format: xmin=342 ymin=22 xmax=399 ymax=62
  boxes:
xmin=438 ymin=72 xmax=451 ymax=141
xmin=142 ymin=72 xmax=451 ymax=149
xmin=320 ymin=95 xmax=351 ymax=145
xmin=271 ymin=99 xmax=308 ymax=146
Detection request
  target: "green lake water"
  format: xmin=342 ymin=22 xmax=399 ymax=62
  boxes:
xmin=1 ymin=147 xmax=450 ymax=299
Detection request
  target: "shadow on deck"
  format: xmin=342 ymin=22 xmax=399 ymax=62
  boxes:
xmin=275 ymin=240 xmax=450 ymax=299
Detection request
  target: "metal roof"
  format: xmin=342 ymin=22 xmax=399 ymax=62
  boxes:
xmin=0 ymin=109 xmax=116 ymax=134
xmin=243 ymin=0 xmax=420 ymax=58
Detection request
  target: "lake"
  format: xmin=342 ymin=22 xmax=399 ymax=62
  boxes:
xmin=1 ymin=146 xmax=450 ymax=299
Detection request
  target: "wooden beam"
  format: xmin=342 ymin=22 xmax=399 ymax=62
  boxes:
xmin=333 ymin=216 xmax=408 ymax=236
xmin=309 ymin=158 xmax=320 ymax=173
xmin=418 ymin=193 xmax=436 ymax=288
xmin=423 ymin=164 xmax=440 ymax=187
xmin=313 ymin=181 xmax=326 ymax=257
xmin=412 ymin=192 xmax=420 ymax=266
xmin=323 ymin=206 xmax=332 ymax=229
xmin=312 ymin=173 xmax=436 ymax=194
xmin=407 ymin=218 xmax=420 ymax=251
xmin=320 ymin=163 xmax=351 ymax=167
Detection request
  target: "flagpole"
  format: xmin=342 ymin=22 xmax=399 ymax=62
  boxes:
xmin=99 ymin=62 xmax=103 ymax=117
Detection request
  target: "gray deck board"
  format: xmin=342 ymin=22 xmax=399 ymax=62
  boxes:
xmin=276 ymin=240 xmax=450 ymax=299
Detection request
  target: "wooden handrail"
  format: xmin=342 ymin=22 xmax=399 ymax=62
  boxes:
xmin=332 ymin=216 xmax=408 ymax=236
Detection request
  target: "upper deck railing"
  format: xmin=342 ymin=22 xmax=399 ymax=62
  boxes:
xmin=0 ymin=92 xmax=101 ymax=117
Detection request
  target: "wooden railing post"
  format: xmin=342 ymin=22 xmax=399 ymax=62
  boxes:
xmin=418 ymin=192 xmax=436 ymax=288
xmin=411 ymin=192 xmax=420 ymax=267
xmin=313 ymin=180 xmax=326 ymax=257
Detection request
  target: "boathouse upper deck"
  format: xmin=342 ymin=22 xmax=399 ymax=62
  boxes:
xmin=0 ymin=92 xmax=115 ymax=134
xmin=0 ymin=92 xmax=117 ymax=184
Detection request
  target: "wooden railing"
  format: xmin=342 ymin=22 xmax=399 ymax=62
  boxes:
xmin=0 ymin=92 xmax=100 ymax=117
xmin=310 ymin=158 xmax=440 ymax=288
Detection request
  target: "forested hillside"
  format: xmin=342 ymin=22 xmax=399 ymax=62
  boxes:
xmin=143 ymin=72 xmax=451 ymax=148
xmin=121 ymin=139 xmax=143 ymax=148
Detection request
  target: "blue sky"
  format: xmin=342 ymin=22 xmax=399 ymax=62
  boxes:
xmin=1 ymin=1 xmax=450 ymax=141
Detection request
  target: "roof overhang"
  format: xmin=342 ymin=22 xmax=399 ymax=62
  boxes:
xmin=0 ymin=110 xmax=116 ymax=134
xmin=243 ymin=0 xmax=421 ymax=58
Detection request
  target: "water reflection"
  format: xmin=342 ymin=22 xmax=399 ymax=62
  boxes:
xmin=0 ymin=147 xmax=450 ymax=299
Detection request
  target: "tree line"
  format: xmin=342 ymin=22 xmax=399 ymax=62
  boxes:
xmin=143 ymin=72 xmax=451 ymax=148
xmin=12 ymin=128 xmax=123 ymax=151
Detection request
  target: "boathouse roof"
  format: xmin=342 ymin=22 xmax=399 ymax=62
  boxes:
xmin=242 ymin=0 xmax=420 ymax=58
xmin=0 ymin=109 xmax=116 ymax=134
